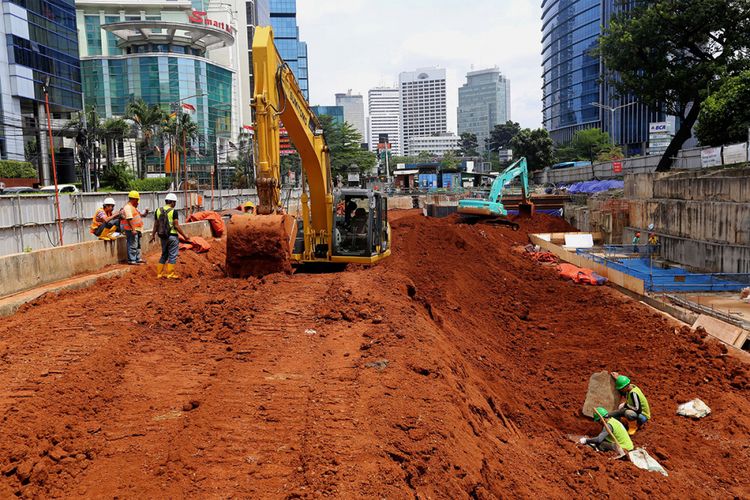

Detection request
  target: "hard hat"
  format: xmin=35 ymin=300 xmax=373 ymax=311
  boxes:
xmin=615 ymin=375 xmax=631 ymax=390
xmin=103 ymin=197 xmax=115 ymax=206
xmin=593 ymin=407 xmax=609 ymax=422
xmin=128 ymin=190 xmax=140 ymax=199
xmin=635 ymin=232 xmax=641 ymax=236
xmin=244 ymin=201 xmax=255 ymax=208
xmin=165 ymin=193 xmax=178 ymax=202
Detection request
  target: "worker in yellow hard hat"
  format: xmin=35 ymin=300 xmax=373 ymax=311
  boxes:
xmin=121 ymin=190 xmax=150 ymax=265
xmin=242 ymin=201 xmax=256 ymax=214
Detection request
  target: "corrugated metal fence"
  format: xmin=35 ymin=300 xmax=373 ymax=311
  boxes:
xmin=0 ymin=188 xmax=303 ymax=256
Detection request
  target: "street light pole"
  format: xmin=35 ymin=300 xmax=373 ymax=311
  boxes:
xmin=590 ymin=101 xmax=639 ymax=147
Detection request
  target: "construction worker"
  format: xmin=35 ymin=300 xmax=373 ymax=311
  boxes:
xmin=648 ymin=232 xmax=659 ymax=255
xmin=121 ymin=191 xmax=150 ymax=265
xmin=243 ymin=201 xmax=255 ymax=214
xmin=632 ymin=232 xmax=641 ymax=253
xmin=608 ymin=373 xmax=651 ymax=435
xmin=90 ymin=197 xmax=121 ymax=240
xmin=579 ymin=407 xmax=634 ymax=454
xmin=150 ymin=193 xmax=191 ymax=279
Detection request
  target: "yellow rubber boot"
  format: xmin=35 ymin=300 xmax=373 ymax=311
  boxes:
xmin=166 ymin=264 xmax=179 ymax=279
xmin=627 ymin=419 xmax=638 ymax=436
xmin=156 ymin=263 xmax=165 ymax=278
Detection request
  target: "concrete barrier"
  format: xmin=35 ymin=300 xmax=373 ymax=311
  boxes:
xmin=0 ymin=220 xmax=213 ymax=298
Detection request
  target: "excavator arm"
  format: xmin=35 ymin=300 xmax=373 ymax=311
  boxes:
xmin=457 ymin=157 xmax=534 ymax=224
xmin=488 ymin=157 xmax=530 ymax=205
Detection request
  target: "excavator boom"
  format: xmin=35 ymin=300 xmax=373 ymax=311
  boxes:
xmin=226 ymin=27 xmax=390 ymax=277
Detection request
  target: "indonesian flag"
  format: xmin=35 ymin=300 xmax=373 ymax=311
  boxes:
xmin=242 ymin=125 xmax=253 ymax=130
xmin=181 ymin=103 xmax=196 ymax=112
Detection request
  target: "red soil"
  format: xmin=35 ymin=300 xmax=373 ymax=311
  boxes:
xmin=0 ymin=209 xmax=747 ymax=498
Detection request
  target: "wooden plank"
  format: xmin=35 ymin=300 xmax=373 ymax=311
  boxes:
xmin=692 ymin=314 xmax=747 ymax=348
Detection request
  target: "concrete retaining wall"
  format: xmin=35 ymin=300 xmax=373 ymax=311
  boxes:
xmin=0 ymin=220 xmax=213 ymax=298
xmin=625 ymin=168 xmax=750 ymax=273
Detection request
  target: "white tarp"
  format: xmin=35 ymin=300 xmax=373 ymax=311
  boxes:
xmin=723 ymin=143 xmax=748 ymax=165
xmin=564 ymin=233 xmax=594 ymax=249
xmin=701 ymin=147 xmax=722 ymax=168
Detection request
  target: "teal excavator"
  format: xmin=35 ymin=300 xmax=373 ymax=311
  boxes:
xmin=457 ymin=157 xmax=535 ymax=230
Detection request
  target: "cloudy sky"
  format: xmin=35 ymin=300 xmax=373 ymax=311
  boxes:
xmin=297 ymin=0 xmax=544 ymax=132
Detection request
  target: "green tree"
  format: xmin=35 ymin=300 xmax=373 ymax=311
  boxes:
xmin=696 ymin=70 xmax=750 ymax=146
xmin=319 ymin=116 xmax=377 ymax=180
xmin=458 ymin=132 xmax=479 ymax=156
xmin=557 ymin=128 xmax=612 ymax=162
xmin=510 ymin=128 xmax=555 ymax=171
xmin=127 ymin=98 xmax=165 ymax=178
xmin=439 ymin=151 xmax=459 ymax=170
xmin=598 ymin=0 xmax=750 ymax=171
xmin=487 ymin=121 xmax=521 ymax=151
xmin=230 ymin=131 xmax=254 ymax=188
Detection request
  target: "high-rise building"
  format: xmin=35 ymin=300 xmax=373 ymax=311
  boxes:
xmin=270 ymin=0 xmax=308 ymax=99
xmin=367 ymin=87 xmax=401 ymax=155
xmin=399 ymin=68 xmax=447 ymax=156
xmin=457 ymin=68 xmax=511 ymax=152
xmin=408 ymin=134 xmax=460 ymax=156
xmin=77 ymin=1 xmax=234 ymax=182
xmin=541 ymin=0 xmax=663 ymax=154
xmin=335 ymin=90 xmax=365 ymax=142
xmin=241 ymin=0 xmax=271 ymax=128
xmin=0 ymin=0 xmax=82 ymax=182
xmin=311 ymin=105 xmax=345 ymax=125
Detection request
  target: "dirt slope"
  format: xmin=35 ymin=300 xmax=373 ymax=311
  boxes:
xmin=0 ymin=210 xmax=747 ymax=498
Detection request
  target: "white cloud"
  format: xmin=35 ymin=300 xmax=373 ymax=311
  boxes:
xmin=297 ymin=0 xmax=543 ymax=130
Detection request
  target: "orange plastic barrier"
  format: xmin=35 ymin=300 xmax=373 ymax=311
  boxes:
xmin=187 ymin=211 xmax=225 ymax=237
xmin=558 ymin=263 xmax=607 ymax=285
xmin=179 ymin=235 xmax=211 ymax=253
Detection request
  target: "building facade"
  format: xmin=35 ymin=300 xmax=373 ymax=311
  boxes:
xmin=239 ymin=0 xmax=270 ymax=129
xmin=399 ymin=68 xmax=447 ymax=156
xmin=311 ymin=105 xmax=344 ymax=125
xmin=335 ymin=90 xmax=365 ymax=143
xmin=269 ymin=0 xmax=308 ymax=99
xmin=457 ymin=67 xmax=510 ymax=152
xmin=408 ymin=134 xmax=459 ymax=157
xmin=541 ymin=0 xmax=662 ymax=155
xmin=0 ymin=0 xmax=82 ymax=183
xmin=77 ymin=0 xmax=234 ymax=182
xmin=367 ymin=87 xmax=401 ymax=155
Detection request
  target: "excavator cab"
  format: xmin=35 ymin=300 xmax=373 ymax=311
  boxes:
xmin=332 ymin=189 xmax=389 ymax=258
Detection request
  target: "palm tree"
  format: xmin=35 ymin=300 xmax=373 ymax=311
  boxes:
xmin=99 ymin=117 xmax=131 ymax=173
xmin=126 ymin=98 xmax=164 ymax=178
xmin=162 ymin=112 xmax=199 ymax=181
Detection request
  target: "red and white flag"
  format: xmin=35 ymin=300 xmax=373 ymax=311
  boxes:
xmin=181 ymin=103 xmax=196 ymax=112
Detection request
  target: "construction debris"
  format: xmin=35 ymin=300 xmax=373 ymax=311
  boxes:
xmin=558 ymin=263 xmax=607 ymax=285
xmin=677 ymin=399 xmax=712 ymax=419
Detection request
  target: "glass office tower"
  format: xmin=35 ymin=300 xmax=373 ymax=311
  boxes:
xmin=270 ymin=0 xmax=308 ymax=99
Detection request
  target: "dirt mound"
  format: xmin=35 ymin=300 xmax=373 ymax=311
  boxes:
xmin=0 ymin=212 xmax=747 ymax=498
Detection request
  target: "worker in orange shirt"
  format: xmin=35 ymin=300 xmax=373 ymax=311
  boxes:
xmin=121 ymin=191 xmax=150 ymax=265
xmin=90 ymin=197 xmax=121 ymax=240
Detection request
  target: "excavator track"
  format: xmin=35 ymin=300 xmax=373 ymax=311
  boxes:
xmin=226 ymin=214 xmax=298 ymax=278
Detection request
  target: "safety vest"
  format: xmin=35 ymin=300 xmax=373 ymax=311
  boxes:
xmin=605 ymin=418 xmax=634 ymax=451
xmin=156 ymin=206 xmax=178 ymax=235
xmin=627 ymin=385 xmax=651 ymax=419
xmin=121 ymin=202 xmax=144 ymax=232
xmin=90 ymin=207 xmax=106 ymax=234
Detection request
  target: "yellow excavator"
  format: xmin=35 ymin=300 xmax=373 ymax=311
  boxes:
xmin=226 ymin=27 xmax=391 ymax=277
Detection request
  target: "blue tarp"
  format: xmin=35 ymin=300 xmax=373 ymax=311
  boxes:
xmin=566 ymin=180 xmax=624 ymax=194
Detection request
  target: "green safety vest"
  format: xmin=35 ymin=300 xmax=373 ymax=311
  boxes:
xmin=157 ymin=206 xmax=177 ymax=235
xmin=605 ymin=418 xmax=634 ymax=451
xmin=627 ymin=385 xmax=651 ymax=419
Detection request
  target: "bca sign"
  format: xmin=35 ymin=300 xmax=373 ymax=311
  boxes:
xmin=649 ymin=122 xmax=673 ymax=134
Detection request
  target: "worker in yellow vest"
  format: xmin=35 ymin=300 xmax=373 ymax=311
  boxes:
xmin=608 ymin=373 xmax=651 ymax=435
xmin=579 ymin=407 xmax=634 ymax=454
xmin=90 ymin=197 xmax=120 ymax=240
xmin=150 ymin=193 xmax=191 ymax=279
xmin=121 ymin=191 xmax=150 ymax=265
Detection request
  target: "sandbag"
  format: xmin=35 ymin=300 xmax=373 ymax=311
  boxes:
xmin=677 ymin=399 xmax=711 ymax=419
xmin=629 ymin=448 xmax=668 ymax=476
xmin=558 ymin=263 xmax=607 ymax=285
xmin=179 ymin=235 xmax=211 ymax=253
xmin=187 ymin=211 xmax=225 ymax=237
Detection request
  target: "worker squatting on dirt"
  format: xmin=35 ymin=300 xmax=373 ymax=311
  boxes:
xmin=580 ymin=407 xmax=634 ymax=454
xmin=122 ymin=191 xmax=150 ymax=265
xmin=90 ymin=197 xmax=121 ymax=241
xmin=607 ymin=373 xmax=652 ymax=435
xmin=151 ymin=193 xmax=192 ymax=279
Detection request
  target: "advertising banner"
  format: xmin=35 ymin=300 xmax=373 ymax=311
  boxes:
xmin=722 ymin=143 xmax=748 ymax=165
xmin=701 ymin=147 xmax=723 ymax=168
xmin=612 ymin=161 xmax=623 ymax=174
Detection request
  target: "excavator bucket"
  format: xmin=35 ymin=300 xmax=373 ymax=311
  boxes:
xmin=226 ymin=214 xmax=298 ymax=278
xmin=518 ymin=200 xmax=536 ymax=218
